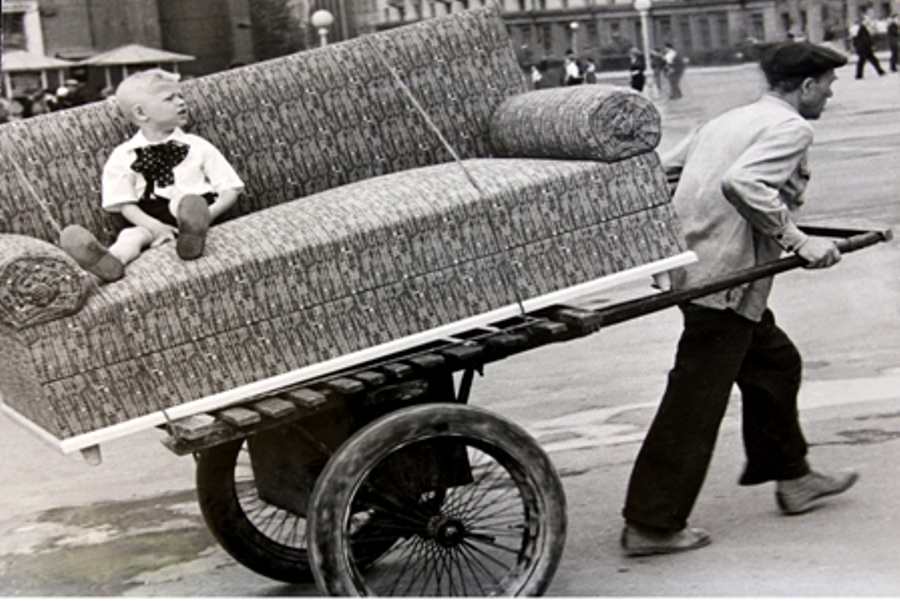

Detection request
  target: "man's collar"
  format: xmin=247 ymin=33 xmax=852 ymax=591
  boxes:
xmin=762 ymin=92 xmax=801 ymax=115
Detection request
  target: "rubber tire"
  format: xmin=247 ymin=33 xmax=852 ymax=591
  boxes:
xmin=308 ymin=403 xmax=567 ymax=596
xmin=196 ymin=438 xmax=314 ymax=583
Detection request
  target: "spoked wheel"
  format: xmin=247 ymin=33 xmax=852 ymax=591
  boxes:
xmin=308 ymin=403 xmax=567 ymax=596
xmin=196 ymin=437 xmax=315 ymax=583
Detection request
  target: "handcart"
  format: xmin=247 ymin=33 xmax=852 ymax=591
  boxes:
xmin=156 ymin=225 xmax=889 ymax=597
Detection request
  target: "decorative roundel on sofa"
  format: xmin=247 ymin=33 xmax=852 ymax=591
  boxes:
xmin=0 ymin=256 xmax=88 ymax=329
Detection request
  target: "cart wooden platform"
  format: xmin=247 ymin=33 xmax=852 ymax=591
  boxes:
xmin=150 ymin=226 xmax=887 ymax=596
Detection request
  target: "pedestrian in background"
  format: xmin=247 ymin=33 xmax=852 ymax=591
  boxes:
xmin=55 ymin=78 xmax=89 ymax=110
xmin=887 ymin=15 xmax=899 ymax=73
xmin=29 ymin=90 xmax=56 ymax=116
xmin=584 ymin=57 xmax=598 ymax=84
xmin=629 ymin=48 xmax=646 ymax=92
xmin=663 ymin=42 xmax=685 ymax=99
xmin=530 ymin=64 xmax=543 ymax=89
xmin=563 ymin=49 xmax=584 ymax=86
xmin=650 ymin=47 xmax=665 ymax=94
xmin=620 ymin=41 xmax=857 ymax=557
xmin=852 ymin=15 xmax=885 ymax=78
xmin=6 ymin=97 xmax=29 ymax=121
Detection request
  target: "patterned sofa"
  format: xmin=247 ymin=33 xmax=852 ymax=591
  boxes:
xmin=0 ymin=7 xmax=690 ymax=453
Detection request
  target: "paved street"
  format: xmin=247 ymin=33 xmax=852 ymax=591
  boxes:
xmin=0 ymin=59 xmax=897 ymax=596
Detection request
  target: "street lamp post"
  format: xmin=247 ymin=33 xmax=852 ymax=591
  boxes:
xmin=569 ymin=21 xmax=580 ymax=55
xmin=633 ymin=0 xmax=658 ymax=98
xmin=310 ymin=9 xmax=335 ymax=47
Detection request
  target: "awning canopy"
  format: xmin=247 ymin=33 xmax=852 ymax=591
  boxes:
xmin=2 ymin=50 xmax=75 ymax=73
xmin=78 ymin=44 xmax=194 ymax=66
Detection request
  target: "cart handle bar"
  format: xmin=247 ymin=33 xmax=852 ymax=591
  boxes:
xmin=593 ymin=226 xmax=892 ymax=328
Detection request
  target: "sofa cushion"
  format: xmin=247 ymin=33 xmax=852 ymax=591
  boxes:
xmin=6 ymin=155 xmax=684 ymax=440
xmin=490 ymin=85 xmax=662 ymax=162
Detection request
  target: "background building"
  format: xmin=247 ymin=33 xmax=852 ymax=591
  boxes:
xmin=2 ymin=0 xmax=898 ymax=101
xmin=372 ymin=0 xmax=899 ymax=67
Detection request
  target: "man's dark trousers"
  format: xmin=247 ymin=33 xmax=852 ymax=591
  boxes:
xmin=623 ymin=304 xmax=811 ymax=532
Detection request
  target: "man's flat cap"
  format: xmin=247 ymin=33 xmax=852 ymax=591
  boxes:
xmin=761 ymin=41 xmax=847 ymax=79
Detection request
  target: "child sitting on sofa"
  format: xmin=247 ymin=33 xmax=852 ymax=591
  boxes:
xmin=61 ymin=68 xmax=244 ymax=282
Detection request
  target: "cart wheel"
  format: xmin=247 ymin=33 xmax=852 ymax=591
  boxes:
xmin=196 ymin=438 xmax=314 ymax=583
xmin=308 ymin=403 xmax=567 ymax=596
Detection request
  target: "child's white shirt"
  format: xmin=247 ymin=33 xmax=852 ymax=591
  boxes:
xmin=102 ymin=127 xmax=244 ymax=214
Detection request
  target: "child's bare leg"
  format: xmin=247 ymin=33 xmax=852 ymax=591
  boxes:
xmin=108 ymin=226 xmax=154 ymax=265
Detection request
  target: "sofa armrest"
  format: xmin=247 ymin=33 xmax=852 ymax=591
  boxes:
xmin=0 ymin=234 xmax=91 ymax=329
xmin=490 ymin=85 xmax=661 ymax=163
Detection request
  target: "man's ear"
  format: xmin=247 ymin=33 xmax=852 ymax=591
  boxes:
xmin=798 ymin=76 xmax=818 ymax=96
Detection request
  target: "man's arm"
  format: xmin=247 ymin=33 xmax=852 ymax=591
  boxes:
xmin=721 ymin=122 xmax=840 ymax=268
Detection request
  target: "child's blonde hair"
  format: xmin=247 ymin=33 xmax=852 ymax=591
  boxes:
xmin=114 ymin=68 xmax=181 ymax=122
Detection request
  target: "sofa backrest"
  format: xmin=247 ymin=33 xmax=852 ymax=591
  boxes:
xmin=0 ymin=7 xmax=527 ymax=244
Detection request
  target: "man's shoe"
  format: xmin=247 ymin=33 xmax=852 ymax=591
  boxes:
xmin=776 ymin=470 xmax=859 ymax=515
xmin=176 ymin=194 xmax=211 ymax=260
xmin=621 ymin=524 xmax=711 ymax=557
xmin=59 ymin=225 xmax=124 ymax=282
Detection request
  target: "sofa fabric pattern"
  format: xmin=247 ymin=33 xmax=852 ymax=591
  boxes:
xmin=0 ymin=8 xmax=683 ymax=446
xmin=0 ymin=7 xmax=525 ymax=247
xmin=10 ymin=155 xmax=683 ymax=438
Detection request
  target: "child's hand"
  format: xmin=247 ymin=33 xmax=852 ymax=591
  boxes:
xmin=148 ymin=223 xmax=177 ymax=247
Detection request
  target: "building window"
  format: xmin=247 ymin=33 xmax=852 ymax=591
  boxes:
xmin=679 ymin=18 xmax=692 ymax=52
xmin=520 ymin=24 xmax=533 ymax=46
xmin=2 ymin=11 xmax=26 ymax=51
xmin=698 ymin=17 xmax=711 ymax=49
xmin=541 ymin=24 xmax=552 ymax=54
xmin=751 ymin=13 xmax=765 ymax=41
xmin=587 ymin=20 xmax=598 ymax=48
xmin=609 ymin=20 xmax=621 ymax=41
xmin=518 ymin=0 xmax=527 ymax=11
xmin=658 ymin=16 xmax=672 ymax=45
xmin=781 ymin=12 xmax=791 ymax=34
xmin=716 ymin=13 xmax=729 ymax=47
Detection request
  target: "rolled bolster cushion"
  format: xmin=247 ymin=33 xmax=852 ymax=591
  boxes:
xmin=490 ymin=85 xmax=662 ymax=163
xmin=0 ymin=234 xmax=91 ymax=329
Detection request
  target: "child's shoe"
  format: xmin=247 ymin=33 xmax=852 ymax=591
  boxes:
xmin=176 ymin=194 xmax=211 ymax=260
xmin=59 ymin=225 xmax=124 ymax=282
